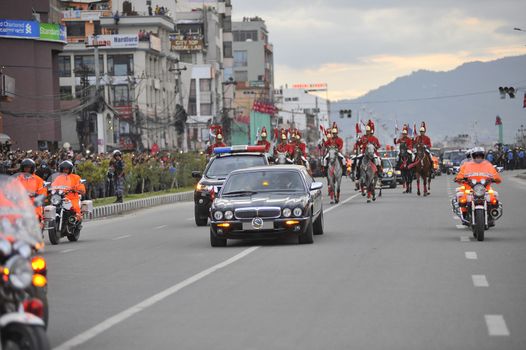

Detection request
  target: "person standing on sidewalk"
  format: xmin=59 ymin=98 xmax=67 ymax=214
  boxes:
xmin=111 ymin=150 xmax=125 ymax=203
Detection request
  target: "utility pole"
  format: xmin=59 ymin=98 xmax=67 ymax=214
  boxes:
xmin=169 ymin=59 xmax=187 ymax=152
xmin=87 ymin=35 xmax=106 ymax=153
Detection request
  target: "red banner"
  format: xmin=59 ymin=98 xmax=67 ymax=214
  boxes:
xmin=115 ymin=106 xmax=133 ymax=120
xmin=495 ymin=116 xmax=502 ymax=125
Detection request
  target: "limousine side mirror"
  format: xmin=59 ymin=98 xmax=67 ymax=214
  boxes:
xmin=192 ymin=171 xmax=202 ymax=178
xmin=310 ymin=182 xmax=323 ymax=191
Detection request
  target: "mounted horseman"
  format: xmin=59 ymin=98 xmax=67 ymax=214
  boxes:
xmin=206 ymin=127 xmax=227 ymax=156
xmin=256 ymin=126 xmax=272 ymax=153
xmin=322 ymin=122 xmax=345 ymax=171
xmin=394 ymin=124 xmax=414 ymax=193
xmin=355 ymin=120 xmax=382 ymax=182
xmin=274 ymin=129 xmax=293 ymax=164
xmin=412 ymin=122 xmax=433 ymax=196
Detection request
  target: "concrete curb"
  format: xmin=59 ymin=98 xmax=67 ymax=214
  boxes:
xmin=85 ymin=191 xmax=193 ymax=220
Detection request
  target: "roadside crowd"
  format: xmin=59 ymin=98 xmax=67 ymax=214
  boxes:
xmin=0 ymin=142 xmax=205 ymax=201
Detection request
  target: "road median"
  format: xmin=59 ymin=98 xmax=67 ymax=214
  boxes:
xmin=86 ymin=191 xmax=193 ymax=220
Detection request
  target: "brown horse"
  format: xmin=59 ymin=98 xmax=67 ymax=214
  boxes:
xmin=412 ymin=143 xmax=433 ymax=196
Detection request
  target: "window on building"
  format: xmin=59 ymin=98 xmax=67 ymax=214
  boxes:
xmin=94 ymin=21 xmax=101 ymax=35
xmin=58 ymin=56 xmax=71 ymax=77
xmin=233 ymin=30 xmax=258 ymax=42
xmin=189 ymin=79 xmax=197 ymax=97
xmin=111 ymin=85 xmax=132 ymax=106
xmin=200 ymin=103 xmax=212 ymax=115
xmin=74 ymin=55 xmax=104 ymax=75
xmin=179 ymin=52 xmax=193 ymax=64
xmin=223 ymin=16 xmax=232 ymax=32
xmin=234 ymin=70 xmax=248 ymax=82
xmin=59 ymin=86 xmax=73 ymax=100
xmin=223 ymin=41 xmax=232 ymax=59
xmin=108 ymin=55 xmax=133 ymax=76
xmin=199 ymin=79 xmax=211 ymax=92
xmin=67 ymin=21 xmax=85 ymax=37
xmin=233 ymin=50 xmax=247 ymax=67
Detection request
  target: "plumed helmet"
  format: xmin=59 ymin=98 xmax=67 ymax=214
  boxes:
xmin=261 ymin=126 xmax=267 ymax=138
xmin=331 ymin=122 xmax=338 ymax=134
xmin=402 ymin=124 xmax=408 ymax=134
xmin=420 ymin=121 xmax=426 ymax=133
xmin=20 ymin=158 xmax=36 ymax=173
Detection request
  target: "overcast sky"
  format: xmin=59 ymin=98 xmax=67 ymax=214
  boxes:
xmin=130 ymin=0 xmax=526 ymax=100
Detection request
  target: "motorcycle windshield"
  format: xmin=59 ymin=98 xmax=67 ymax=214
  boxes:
xmin=49 ymin=172 xmax=74 ymax=192
xmin=0 ymin=175 xmax=44 ymax=248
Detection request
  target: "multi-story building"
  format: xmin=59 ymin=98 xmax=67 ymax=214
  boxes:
xmin=231 ymin=17 xmax=275 ymax=145
xmin=0 ymin=0 xmax=66 ymax=150
xmin=58 ymin=8 xmax=179 ymax=151
xmin=172 ymin=2 xmax=232 ymax=149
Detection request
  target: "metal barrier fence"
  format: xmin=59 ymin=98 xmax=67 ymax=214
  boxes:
xmin=85 ymin=191 xmax=193 ymax=220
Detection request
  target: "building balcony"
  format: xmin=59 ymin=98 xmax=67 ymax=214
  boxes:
xmin=62 ymin=9 xmax=111 ymax=21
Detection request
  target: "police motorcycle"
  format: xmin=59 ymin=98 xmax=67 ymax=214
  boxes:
xmin=0 ymin=176 xmax=50 ymax=349
xmin=44 ymin=173 xmax=92 ymax=245
xmin=452 ymin=176 xmax=503 ymax=242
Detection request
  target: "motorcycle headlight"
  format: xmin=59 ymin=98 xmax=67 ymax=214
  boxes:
xmin=5 ymin=256 xmax=33 ymax=290
xmin=473 ymin=184 xmax=486 ymax=197
xmin=282 ymin=208 xmax=292 ymax=218
xmin=196 ymin=183 xmax=207 ymax=191
xmin=224 ymin=211 xmax=234 ymax=220
xmin=51 ymin=194 xmax=62 ymax=205
xmin=213 ymin=211 xmax=223 ymax=221
xmin=293 ymin=208 xmax=303 ymax=217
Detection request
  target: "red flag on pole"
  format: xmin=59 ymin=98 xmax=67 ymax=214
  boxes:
xmin=413 ymin=123 xmax=417 ymax=135
xmin=355 ymin=123 xmax=361 ymax=134
xmin=523 ymin=93 xmax=526 ymax=108
xmin=495 ymin=116 xmax=502 ymax=125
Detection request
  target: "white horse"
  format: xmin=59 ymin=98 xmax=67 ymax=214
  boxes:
xmin=326 ymin=147 xmax=343 ymax=204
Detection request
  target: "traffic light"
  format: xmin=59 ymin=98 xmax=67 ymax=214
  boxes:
xmin=339 ymin=109 xmax=352 ymax=118
xmin=499 ymin=87 xmax=516 ymax=99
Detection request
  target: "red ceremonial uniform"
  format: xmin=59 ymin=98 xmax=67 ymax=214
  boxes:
xmin=395 ymin=136 xmax=413 ymax=150
xmin=291 ymin=142 xmax=307 ymax=158
xmin=256 ymin=140 xmax=271 ymax=153
xmin=413 ymin=135 xmax=432 ymax=148
xmin=359 ymin=135 xmax=381 ymax=154
xmin=331 ymin=136 xmax=344 ymax=152
xmin=274 ymin=142 xmax=291 ymax=156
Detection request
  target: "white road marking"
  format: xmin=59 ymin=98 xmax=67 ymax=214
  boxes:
xmin=465 ymin=251 xmax=478 ymax=260
xmin=472 ymin=274 xmax=489 ymax=287
xmin=485 ymin=315 xmax=510 ymax=336
xmin=153 ymin=225 xmax=168 ymax=230
xmin=456 ymin=224 xmax=466 ymax=229
xmin=460 ymin=236 xmax=471 ymax=242
xmin=53 ymin=246 xmax=260 ymax=350
xmin=325 ymin=193 xmax=361 ymax=214
xmin=60 ymin=248 xmax=79 ymax=254
xmin=112 ymin=234 xmax=131 ymax=241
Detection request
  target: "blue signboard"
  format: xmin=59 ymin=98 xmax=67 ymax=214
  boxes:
xmin=0 ymin=19 xmax=39 ymax=39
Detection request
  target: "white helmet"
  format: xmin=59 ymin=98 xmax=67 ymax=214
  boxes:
xmin=471 ymin=147 xmax=485 ymax=157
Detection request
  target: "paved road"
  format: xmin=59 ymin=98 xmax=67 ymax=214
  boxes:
xmin=44 ymin=172 xmax=526 ymax=350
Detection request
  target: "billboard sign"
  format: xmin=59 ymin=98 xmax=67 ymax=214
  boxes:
xmin=0 ymin=19 xmax=66 ymax=43
xmin=0 ymin=19 xmax=39 ymax=39
xmin=291 ymin=83 xmax=328 ymax=90
xmin=87 ymin=35 xmax=139 ymax=48
xmin=170 ymin=34 xmax=203 ymax=51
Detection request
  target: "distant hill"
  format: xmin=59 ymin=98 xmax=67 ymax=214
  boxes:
xmin=331 ymin=55 xmax=526 ymax=147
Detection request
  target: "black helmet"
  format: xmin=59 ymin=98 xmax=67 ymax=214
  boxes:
xmin=20 ymin=158 xmax=36 ymax=173
xmin=59 ymin=160 xmax=74 ymax=173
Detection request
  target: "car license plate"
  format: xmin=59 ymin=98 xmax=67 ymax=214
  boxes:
xmin=242 ymin=221 xmax=274 ymax=230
